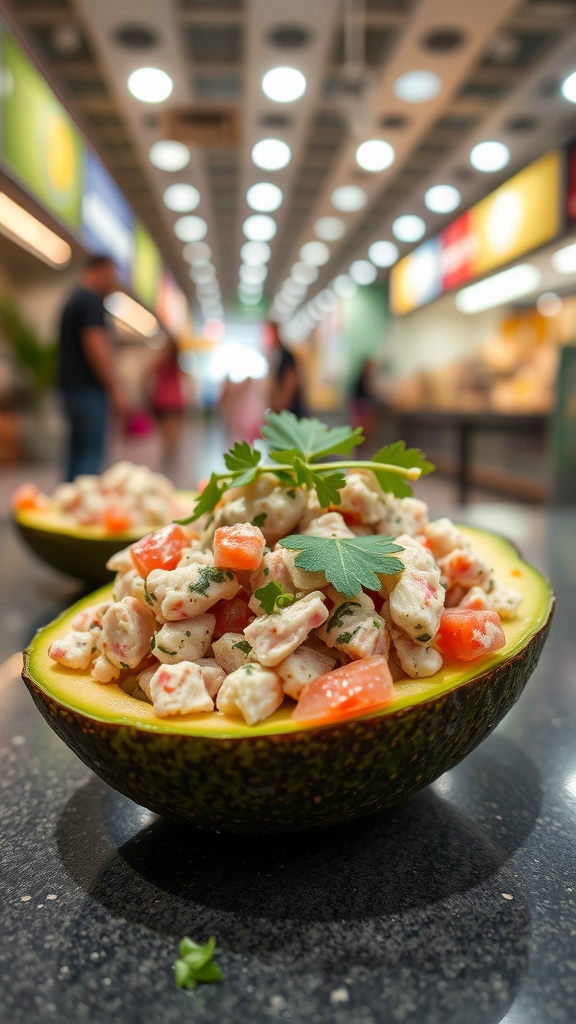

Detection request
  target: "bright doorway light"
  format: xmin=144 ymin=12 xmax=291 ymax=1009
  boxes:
xmin=127 ymin=67 xmax=173 ymax=103
xmin=455 ymin=264 xmax=541 ymax=313
xmin=262 ymin=66 xmax=306 ymax=103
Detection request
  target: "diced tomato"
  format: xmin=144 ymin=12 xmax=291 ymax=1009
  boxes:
xmin=213 ymin=523 xmax=266 ymax=571
xmin=211 ymin=594 xmax=255 ymax=639
xmin=11 ymin=483 xmax=47 ymax=511
xmin=103 ymin=504 xmax=133 ymax=534
xmin=129 ymin=524 xmax=189 ymax=576
xmin=293 ymin=655 xmax=395 ymax=725
xmin=329 ymin=506 xmax=361 ymax=528
xmin=435 ymin=608 xmax=506 ymax=662
xmin=415 ymin=533 xmax=432 ymax=550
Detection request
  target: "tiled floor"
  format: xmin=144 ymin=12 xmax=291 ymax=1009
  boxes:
xmin=0 ymin=409 xmax=551 ymax=663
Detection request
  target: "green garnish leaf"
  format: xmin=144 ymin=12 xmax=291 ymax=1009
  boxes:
xmin=251 ymin=512 xmax=267 ymax=528
xmin=253 ymin=580 xmax=296 ymax=615
xmin=231 ymin=639 xmax=252 ymax=656
xmin=224 ymin=441 xmax=261 ymax=487
xmin=189 ymin=566 xmax=234 ymax=598
xmin=177 ymin=473 xmax=227 ymax=524
xmin=174 ymin=936 xmax=223 ymax=990
xmin=262 ymin=410 xmax=364 ymax=462
xmin=371 ymin=442 xmax=435 ymax=498
xmin=280 ymin=534 xmax=405 ymax=598
xmin=326 ymin=602 xmax=361 ymax=632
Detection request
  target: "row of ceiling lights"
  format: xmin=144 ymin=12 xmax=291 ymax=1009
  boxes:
xmin=125 ymin=54 xmax=576 ymax=328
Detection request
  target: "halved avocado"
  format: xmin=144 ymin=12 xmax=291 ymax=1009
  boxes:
xmin=22 ymin=526 xmax=553 ymax=833
xmin=13 ymin=490 xmax=196 ymax=586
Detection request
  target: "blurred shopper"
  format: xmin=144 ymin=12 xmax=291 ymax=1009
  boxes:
xmin=266 ymin=321 xmax=306 ymax=416
xmin=350 ymin=357 xmax=379 ymax=446
xmin=58 ymin=254 xmax=125 ymax=481
xmin=150 ymin=334 xmax=188 ymax=467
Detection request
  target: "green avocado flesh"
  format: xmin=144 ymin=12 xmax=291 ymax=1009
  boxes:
xmin=14 ymin=491 xmax=196 ymax=585
xmin=22 ymin=526 xmax=553 ymax=832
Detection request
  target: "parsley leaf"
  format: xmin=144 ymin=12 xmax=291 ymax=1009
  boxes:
xmin=262 ymin=410 xmax=364 ymax=462
xmin=231 ymin=639 xmax=252 ymax=656
xmin=174 ymin=936 xmax=224 ymax=990
xmin=176 ymin=473 xmax=226 ymax=523
xmin=269 ymin=451 xmax=346 ymax=508
xmin=279 ymin=534 xmax=404 ymax=598
xmin=253 ymin=580 xmax=296 ymax=614
xmin=371 ymin=442 xmax=435 ymax=498
xmin=223 ymin=441 xmax=261 ymax=487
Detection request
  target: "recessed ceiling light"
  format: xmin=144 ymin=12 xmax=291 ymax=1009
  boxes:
xmin=292 ymin=261 xmax=319 ymax=284
xmin=239 ymin=264 xmax=268 ymax=285
xmin=368 ymin=240 xmax=399 ymax=267
xmin=183 ymin=241 xmax=211 ymax=265
xmin=190 ymin=263 xmax=216 ymax=284
xmin=470 ymin=141 xmax=510 ymax=173
xmin=251 ymin=138 xmax=291 ymax=171
xmin=332 ymin=275 xmax=358 ymax=299
xmin=315 ymin=289 xmax=337 ymax=313
xmin=196 ymin=283 xmax=220 ymax=299
xmin=392 ymin=214 xmax=426 ymax=242
xmin=299 ymin=240 xmax=330 ymax=266
xmin=163 ymin=183 xmax=200 ymax=212
xmin=282 ymin=278 xmax=308 ymax=299
xmin=455 ymin=264 xmax=541 ymax=313
xmin=393 ymin=70 xmax=442 ymax=104
xmin=149 ymin=140 xmax=190 ymax=171
xmin=127 ymin=67 xmax=173 ymax=103
xmin=262 ymin=66 xmax=306 ymax=103
xmin=551 ymin=241 xmax=576 ymax=274
xmin=561 ymin=70 xmax=576 ymax=102
xmin=238 ymin=280 xmax=263 ymax=296
xmin=239 ymin=287 xmax=264 ymax=306
xmin=424 ymin=184 xmax=461 ymax=214
xmin=314 ymin=216 xmax=345 ymax=241
xmin=246 ymin=182 xmax=283 ymax=212
xmin=537 ymin=292 xmax=563 ymax=317
xmin=331 ymin=185 xmax=367 ymax=212
xmin=243 ymin=214 xmax=277 ymax=241
xmin=174 ymin=215 xmax=208 ymax=242
xmin=355 ymin=139 xmax=395 ymax=172
xmin=240 ymin=240 xmax=271 ymax=265
xmin=349 ymin=260 xmax=378 ymax=285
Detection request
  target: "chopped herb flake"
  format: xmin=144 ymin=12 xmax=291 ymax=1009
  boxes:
xmin=251 ymin=513 xmax=267 ymax=528
xmin=326 ymin=601 xmax=360 ymax=632
xmin=231 ymin=640 xmax=252 ymax=656
xmin=189 ymin=567 xmax=233 ymax=598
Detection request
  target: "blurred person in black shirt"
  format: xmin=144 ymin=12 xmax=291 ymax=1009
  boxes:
xmin=266 ymin=321 xmax=305 ymax=417
xmin=58 ymin=254 xmax=126 ymax=481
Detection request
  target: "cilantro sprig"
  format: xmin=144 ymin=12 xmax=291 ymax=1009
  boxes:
xmin=253 ymin=580 xmax=296 ymax=614
xmin=178 ymin=410 xmax=433 ymax=523
xmin=279 ymin=534 xmax=405 ymax=598
xmin=174 ymin=936 xmax=224 ymax=990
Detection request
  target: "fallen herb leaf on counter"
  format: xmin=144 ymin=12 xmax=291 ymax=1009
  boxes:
xmin=174 ymin=935 xmax=224 ymax=990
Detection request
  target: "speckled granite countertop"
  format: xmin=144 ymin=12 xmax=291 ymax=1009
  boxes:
xmin=0 ymin=505 xmax=575 ymax=1024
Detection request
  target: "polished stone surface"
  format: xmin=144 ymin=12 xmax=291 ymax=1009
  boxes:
xmin=1 ymin=496 xmax=575 ymax=1023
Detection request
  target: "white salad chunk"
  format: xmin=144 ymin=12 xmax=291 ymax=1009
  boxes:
xmin=145 ymin=564 xmax=241 ymax=620
xmin=148 ymin=662 xmax=214 ymax=717
xmin=243 ymin=591 xmax=329 ymax=667
xmin=216 ymin=664 xmax=284 ymax=726
xmin=152 ymin=614 xmax=215 ymax=664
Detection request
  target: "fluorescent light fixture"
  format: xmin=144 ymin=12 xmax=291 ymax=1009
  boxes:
xmin=299 ymin=240 xmax=330 ymax=266
xmin=0 ymin=193 xmax=72 ymax=267
xmin=149 ymin=140 xmax=190 ymax=171
xmin=356 ymin=139 xmax=395 ymax=172
xmin=331 ymin=185 xmax=367 ymax=212
xmin=163 ymin=183 xmax=200 ymax=212
xmin=238 ymin=288 xmax=264 ymax=306
xmin=240 ymin=240 xmax=271 ymax=265
xmin=470 ymin=141 xmax=510 ymax=173
xmin=537 ymin=292 xmax=563 ymax=317
xmin=551 ymin=241 xmax=576 ymax=274
xmin=281 ymin=279 xmax=308 ymax=299
xmin=561 ymin=70 xmax=576 ymax=103
xmin=174 ymin=215 xmax=208 ymax=242
xmin=393 ymin=69 xmax=442 ymax=103
xmin=424 ymin=184 xmax=461 ymax=214
xmin=315 ymin=289 xmax=337 ymax=313
xmin=455 ymin=263 xmax=541 ymax=314
xmin=251 ymin=138 xmax=291 ymax=171
xmin=127 ymin=67 xmax=173 ymax=103
xmin=243 ymin=214 xmax=277 ymax=241
xmin=196 ymin=285 xmax=220 ymax=301
xmin=291 ymin=261 xmax=319 ymax=285
xmin=368 ymin=240 xmax=399 ymax=267
xmin=332 ymin=274 xmax=357 ymax=299
xmin=314 ymin=216 xmax=345 ymax=241
xmin=349 ymin=260 xmax=378 ymax=285
xmin=262 ymin=66 xmax=306 ymax=103
xmin=392 ymin=214 xmax=426 ymax=242
xmin=239 ymin=263 xmax=267 ymax=285
xmin=182 ymin=241 xmax=211 ymax=265
xmin=104 ymin=291 xmax=159 ymax=337
xmin=246 ymin=182 xmax=283 ymax=212
xmin=190 ymin=263 xmax=216 ymax=284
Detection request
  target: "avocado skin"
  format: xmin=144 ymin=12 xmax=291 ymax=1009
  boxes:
xmin=22 ymin=615 xmax=551 ymax=834
xmin=15 ymin=521 xmax=119 ymax=585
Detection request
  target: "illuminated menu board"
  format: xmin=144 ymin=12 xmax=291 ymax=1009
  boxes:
xmin=390 ymin=150 xmax=562 ymax=316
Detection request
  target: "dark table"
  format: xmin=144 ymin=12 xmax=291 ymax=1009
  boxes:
xmin=1 ymin=503 xmax=575 ymax=1024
